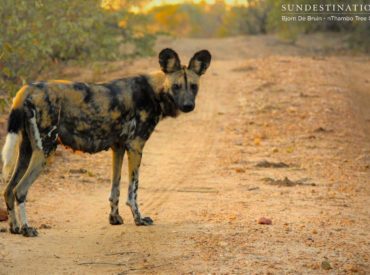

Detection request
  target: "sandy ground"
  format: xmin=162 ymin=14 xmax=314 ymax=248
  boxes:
xmin=0 ymin=35 xmax=369 ymax=274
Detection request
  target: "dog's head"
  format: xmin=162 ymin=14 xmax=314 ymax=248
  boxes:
xmin=158 ymin=48 xmax=211 ymax=113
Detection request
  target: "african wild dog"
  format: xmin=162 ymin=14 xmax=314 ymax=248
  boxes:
xmin=1 ymin=48 xmax=211 ymax=237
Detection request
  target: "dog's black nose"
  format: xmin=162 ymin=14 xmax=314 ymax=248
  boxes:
xmin=181 ymin=104 xmax=194 ymax=113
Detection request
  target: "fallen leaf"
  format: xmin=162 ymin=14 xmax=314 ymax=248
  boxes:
xmin=229 ymin=215 xmax=237 ymax=221
xmin=254 ymin=137 xmax=261 ymax=145
xmin=343 ymin=264 xmax=359 ymax=273
xmin=235 ymin=168 xmax=246 ymax=173
xmin=69 ymin=168 xmax=88 ymax=174
xmin=40 ymin=224 xmax=52 ymax=229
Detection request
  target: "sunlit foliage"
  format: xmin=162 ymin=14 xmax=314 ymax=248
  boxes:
xmin=1 ymin=0 xmax=368 ymax=111
xmin=147 ymin=1 xmax=228 ymax=37
xmin=0 ymin=0 xmax=154 ymax=105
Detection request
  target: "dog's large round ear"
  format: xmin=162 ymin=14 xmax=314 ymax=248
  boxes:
xmin=159 ymin=48 xmax=181 ymax=74
xmin=188 ymin=50 xmax=211 ymax=76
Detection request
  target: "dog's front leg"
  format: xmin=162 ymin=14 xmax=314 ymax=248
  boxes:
xmin=126 ymin=139 xmax=153 ymax=226
xmin=109 ymin=147 xmax=125 ymax=225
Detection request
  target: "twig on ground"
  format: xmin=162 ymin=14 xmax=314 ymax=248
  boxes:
xmin=105 ymin=251 xmax=137 ymax=256
xmin=117 ymin=262 xmax=172 ymax=274
xmin=262 ymin=177 xmax=316 ymax=187
xmin=256 ymin=160 xmax=289 ymax=168
xmin=77 ymin=261 xmax=126 ymax=266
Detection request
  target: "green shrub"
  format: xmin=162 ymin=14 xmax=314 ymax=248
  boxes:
xmin=0 ymin=0 xmax=155 ymax=107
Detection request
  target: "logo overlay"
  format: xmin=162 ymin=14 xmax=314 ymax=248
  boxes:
xmin=281 ymin=3 xmax=370 ymax=22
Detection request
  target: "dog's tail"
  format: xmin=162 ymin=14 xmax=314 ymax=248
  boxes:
xmin=2 ymin=85 xmax=29 ymax=184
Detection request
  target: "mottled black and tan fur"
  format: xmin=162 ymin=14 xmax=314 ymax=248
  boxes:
xmin=1 ymin=49 xmax=211 ymax=237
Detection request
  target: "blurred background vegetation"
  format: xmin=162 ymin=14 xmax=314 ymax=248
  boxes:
xmin=145 ymin=0 xmax=369 ymax=49
xmin=0 ymin=0 xmax=155 ymax=110
xmin=0 ymin=0 xmax=369 ymax=111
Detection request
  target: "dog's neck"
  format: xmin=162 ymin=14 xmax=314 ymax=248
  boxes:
xmin=147 ymin=71 xmax=166 ymax=94
xmin=147 ymin=71 xmax=179 ymax=118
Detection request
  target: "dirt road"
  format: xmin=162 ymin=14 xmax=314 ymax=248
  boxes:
xmin=0 ymin=35 xmax=369 ymax=274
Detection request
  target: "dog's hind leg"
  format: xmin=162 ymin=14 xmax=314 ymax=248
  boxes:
xmin=3 ymin=133 xmax=32 ymax=234
xmin=109 ymin=147 xmax=125 ymax=225
xmin=126 ymin=139 xmax=153 ymax=226
xmin=13 ymin=149 xmax=46 ymax=237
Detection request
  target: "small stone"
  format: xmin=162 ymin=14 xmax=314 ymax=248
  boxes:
xmin=321 ymin=260 xmax=332 ymax=270
xmin=219 ymin=241 xmax=228 ymax=247
xmin=287 ymin=107 xmax=297 ymax=113
xmin=258 ymin=217 xmax=272 ymax=225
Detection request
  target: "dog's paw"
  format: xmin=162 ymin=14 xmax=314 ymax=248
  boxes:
xmin=109 ymin=214 xmax=124 ymax=225
xmin=135 ymin=216 xmax=153 ymax=226
xmin=21 ymin=225 xmax=38 ymax=237
xmin=9 ymin=224 xmax=20 ymax=234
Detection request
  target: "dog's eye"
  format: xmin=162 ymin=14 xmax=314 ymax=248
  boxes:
xmin=172 ymin=84 xmax=181 ymax=91
xmin=190 ymin=84 xmax=198 ymax=94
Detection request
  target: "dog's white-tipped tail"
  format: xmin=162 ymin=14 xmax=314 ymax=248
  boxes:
xmin=2 ymin=133 xmax=20 ymax=184
xmin=2 ymin=86 xmax=28 ymax=185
